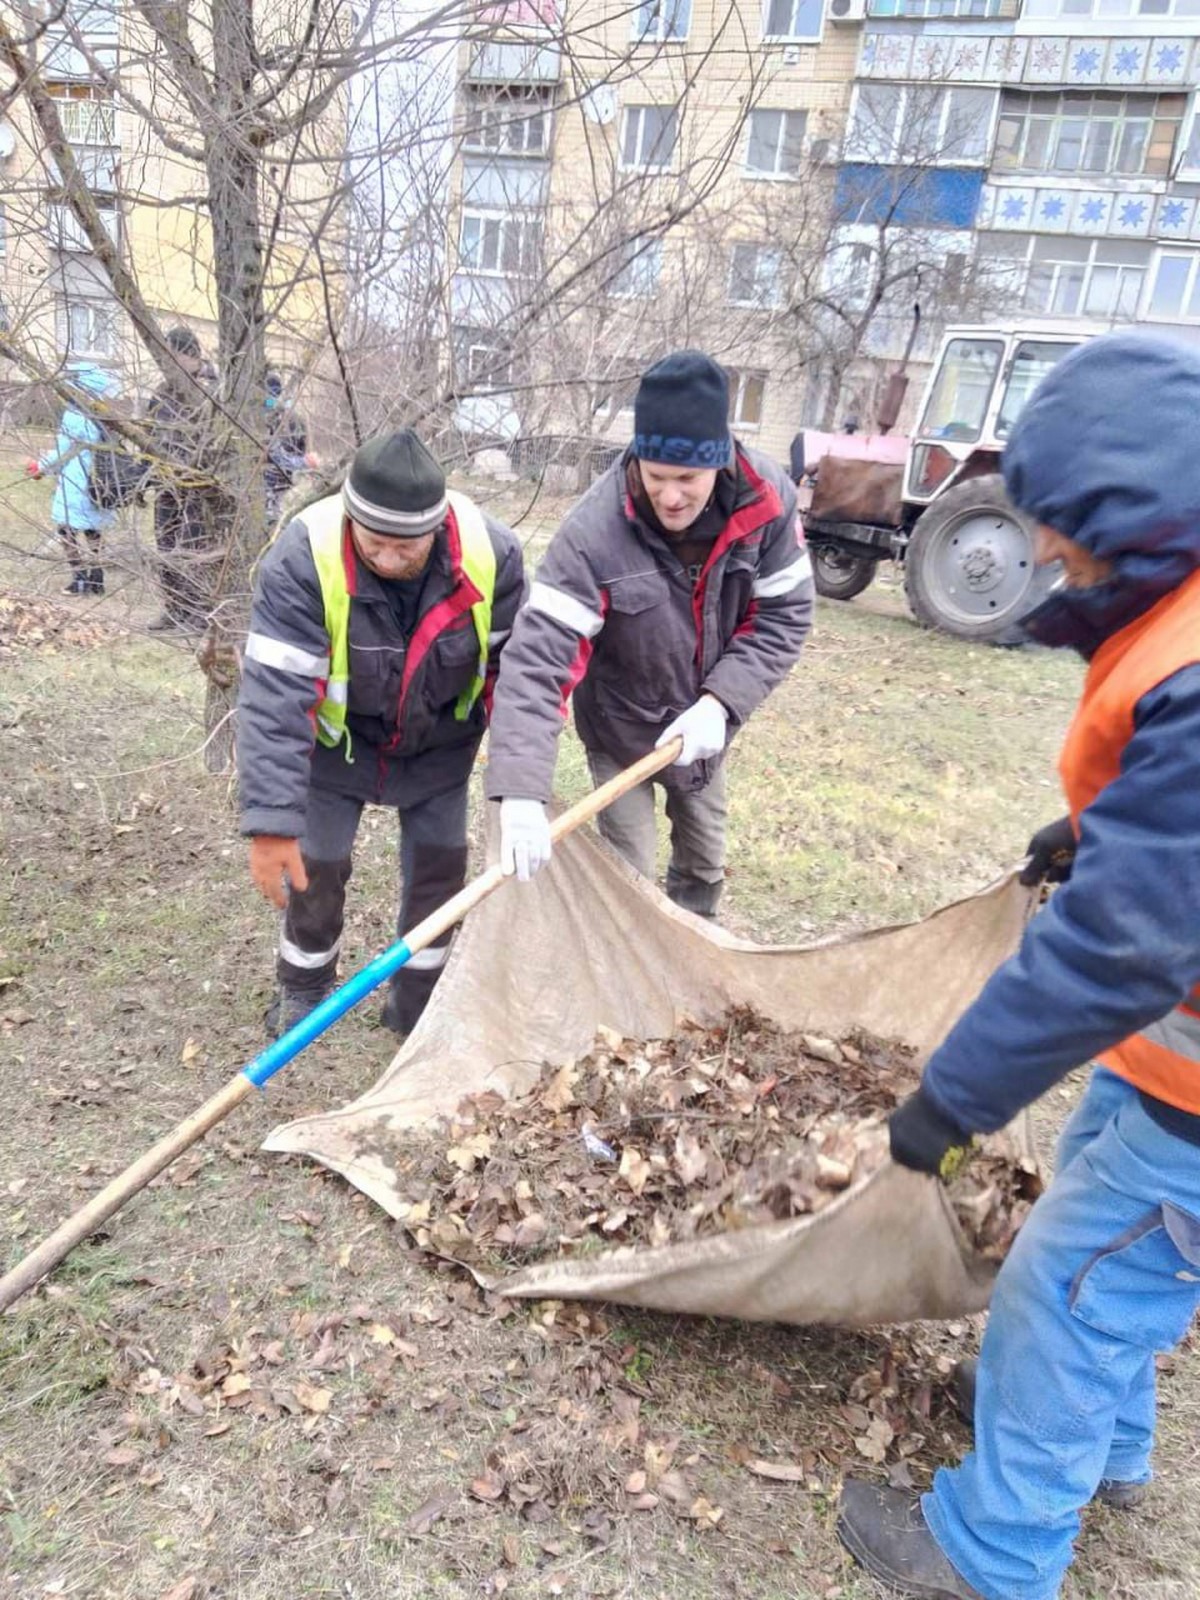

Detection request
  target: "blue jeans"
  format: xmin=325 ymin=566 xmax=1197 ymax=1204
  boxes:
xmin=924 ymin=1067 xmax=1200 ymax=1600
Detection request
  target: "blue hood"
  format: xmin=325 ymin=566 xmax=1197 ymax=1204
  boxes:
xmin=1004 ymin=332 xmax=1200 ymax=654
xmin=66 ymin=360 xmax=120 ymax=401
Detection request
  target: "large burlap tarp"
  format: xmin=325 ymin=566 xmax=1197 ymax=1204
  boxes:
xmin=264 ymin=825 xmax=1036 ymax=1328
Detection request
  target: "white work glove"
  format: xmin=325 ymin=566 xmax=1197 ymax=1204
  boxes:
xmin=499 ymin=798 xmax=552 ymax=882
xmin=656 ymin=694 xmax=729 ymax=766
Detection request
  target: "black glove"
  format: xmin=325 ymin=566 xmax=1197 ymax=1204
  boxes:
xmin=888 ymin=1088 xmax=972 ymax=1178
xmin=1019 ymin=814 xmax=1076 ymax=887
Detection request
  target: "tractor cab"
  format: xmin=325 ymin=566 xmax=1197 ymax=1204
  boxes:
xmin=907 ymin=324 xmax=1086 ymax=504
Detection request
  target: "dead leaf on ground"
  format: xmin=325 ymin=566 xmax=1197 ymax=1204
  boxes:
xmin=293 ymin=1381 xmax=332 ymax=1414
xmin=745 ymin=1458 xmax=807 ymax=1483
xmin=157 ymin=1579 xmax=198 ymax=1600
xmin=470 ymin=1470 xmax=506 ymax=1503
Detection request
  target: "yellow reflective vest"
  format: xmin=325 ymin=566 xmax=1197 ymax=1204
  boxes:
xmin=300 ymin=491 xmax=496 ymax=751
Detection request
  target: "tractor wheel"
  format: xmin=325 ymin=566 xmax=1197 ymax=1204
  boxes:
xmin=904 ymin=474 xmax=1054 ymax=645
xmin=811 ymin=544 xmax=878 ymax=602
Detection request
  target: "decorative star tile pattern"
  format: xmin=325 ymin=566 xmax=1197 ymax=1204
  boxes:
xmin=1073 ymin=193 xmax=1112 ymax=233
xmin=1117 ymin=197 xmax=1148 ymax=230
xmin=1109 ymin=42 xmax=1146 ymax=82
xmin=986 ymin=37 xmax=1026 ymax=83
xmin=1027 ymin=39 xmax=1067 ymax=81
xmin=1153 ymin=43 xmax=1184 ymax=77
xmin=1069 ymin=45 xmax=1102 ymax=81
xmin=951 ymin=41 xmax=984 ymax=82
xmin=1158 ymin=198 xmax=1193 ymax=235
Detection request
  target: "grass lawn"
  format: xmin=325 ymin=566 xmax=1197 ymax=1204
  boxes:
xmin=1 ymin=468 xmax=1196 ymax=1600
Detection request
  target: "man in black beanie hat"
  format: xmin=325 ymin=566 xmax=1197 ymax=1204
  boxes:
xmin=236 ymin=428 xmax=525 ymax=1038
xmin=486 ymin=350 xmax=813 ymax=914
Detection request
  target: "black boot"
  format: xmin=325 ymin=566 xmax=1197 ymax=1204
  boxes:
xmin=379 ymin=983 xmax=413 ymax=1038
xmin=837 ymin=1482 xmax=983 ymax=1599
xmin=63 ymin=571 xmax=86 ymax=595
xmin=264 ymin=986 xmax=330 ymax=1041
xmin=949 ymin=1359 xmax=1147 ymax=1510
xmin=86 ymin=567 xmax=105 ymax=596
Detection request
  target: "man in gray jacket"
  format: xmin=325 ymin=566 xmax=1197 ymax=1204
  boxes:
xmin=486 ymin=351 xmax=814 ymax=916
xmin=237 ymin=429 xmax=525 ymax=1036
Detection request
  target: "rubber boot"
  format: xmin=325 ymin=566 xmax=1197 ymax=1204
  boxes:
xmin=950 ymin=1358 xmax=1147 ymax=1510
xmin=837 ymin=1481 xmax=984 ymax=1599
xmin=87 ymin=567 xmax=105 ymax=596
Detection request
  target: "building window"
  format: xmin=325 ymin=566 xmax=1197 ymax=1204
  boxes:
xmin=47 ymin=86 xmax=116 ymax=146
xmin=55 ymin=298 xmax=116 ymax=358
xmin=994 ymin=92 xmax=1184 ymax=180
xmin=1173 ymin=109 xmax=1200 ymax=179
xmin=868 ymin=0 xmax=1010 ymax=14
xmin=727 ymin=369 xmax=766 ymax=428
xmin=459 ymin=210 xmax=542 ymax=276
xmin=620 ymin=105 xmax=678 ymax=171
xmin=632 ymin=0 xmax=691 ymax=40
xmin=1023 ymin=0 xmax=1200 ymax=16
xmin=463 ymin=86 xmax=551 ymax=157
xmin=608 ymin=237 xmax=663 ymax=297
xmin=762 ymin=0 xmax=825 ymax=41
xmin=466 ymin=342 xmax=516 ymax=390
xmin=46 ymin=201 xmax=119 ymax=251
xmin=1023 ymin=236 xmax=1149 ymax=318
xmin=845 ymin=84 xmax=995 ymax=166
xmin=1148 ymin=251 xmax=1200 ymax=321
xmin=746 ymin=109 xmax=807 ymax=177
xmin=728 ymin=242 xmax=784 ymax=308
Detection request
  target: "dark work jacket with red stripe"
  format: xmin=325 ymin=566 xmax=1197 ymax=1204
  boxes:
xmin=237 ymin=505 xmax=525 ymax=836
xmin=485 ymin=443 xmax=814 ymax=802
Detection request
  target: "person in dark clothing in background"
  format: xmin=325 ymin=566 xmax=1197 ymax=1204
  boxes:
xmin=236 ymin=428 xmax=525 ymax=1039
xmin=147 ymin=325 xmax=216 ymax=633
xmin=838 ymin=333 xmax=1200 ymax=1600
xmin=263 ymin=370 xmax=318 ymax=527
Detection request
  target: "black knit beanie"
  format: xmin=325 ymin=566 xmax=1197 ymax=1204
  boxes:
xmin=165 ymin=325 xmax=201 ymax=358
xmin=633 ymin=351 xmax=732 ymax=470
xmin=343 ymin=429 xmax=449 ymax=538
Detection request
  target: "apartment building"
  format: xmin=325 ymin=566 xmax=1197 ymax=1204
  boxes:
xmin=449 ymin=0 xmax=1200 ymax=463
xmin=449 ymin=0 xmax=865 ymax=466
xmin=0 ymin=0 xmax=343 ymax=397
xmin=845 ymin=0 xmax=1200 ymax=364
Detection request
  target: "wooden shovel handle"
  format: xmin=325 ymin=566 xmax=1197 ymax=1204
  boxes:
xmin=0 ymin=739 xmax=682 ymax=1314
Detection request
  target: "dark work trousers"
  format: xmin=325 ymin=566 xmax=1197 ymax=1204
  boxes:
xmin=278 ymin=780 xmax=470 ymax=1035
xmin=58 ymin=524 xmax=102 ymax=590
xmin=585 ymin=748 xmax=728 ymax=918
xmin=154 ymin=492 xmax=213 ymax=627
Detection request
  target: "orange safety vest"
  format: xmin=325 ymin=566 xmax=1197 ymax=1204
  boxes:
xmin=1059 ymin=566 xmax=1200 ymax=1115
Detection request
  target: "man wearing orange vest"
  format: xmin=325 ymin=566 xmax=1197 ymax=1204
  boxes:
xmin=838 ymin=334 xmax=1200 ymax=1600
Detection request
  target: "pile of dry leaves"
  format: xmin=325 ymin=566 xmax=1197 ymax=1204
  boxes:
xmin=389 ymin=1009 xmax=1041 ymax=1273
xmin=0 ymin=592 xmax=118 ymax=655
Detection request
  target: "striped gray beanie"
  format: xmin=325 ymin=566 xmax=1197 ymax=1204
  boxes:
xmin=343 ymin=429 xmax=449 ymax=538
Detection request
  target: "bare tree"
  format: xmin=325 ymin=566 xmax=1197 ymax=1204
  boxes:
xmin=0 ymin=0 xmax=787 ymax=768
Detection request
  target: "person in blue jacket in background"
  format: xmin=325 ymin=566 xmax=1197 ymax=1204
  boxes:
xmin=838 ymin=333 xmax=1200 ymax=1600
xmin=25 ymin=361 xmax=120 ymax=596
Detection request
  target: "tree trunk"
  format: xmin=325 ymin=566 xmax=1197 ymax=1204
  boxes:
xmin=200 ymin=0 xmax=270 ymax=773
